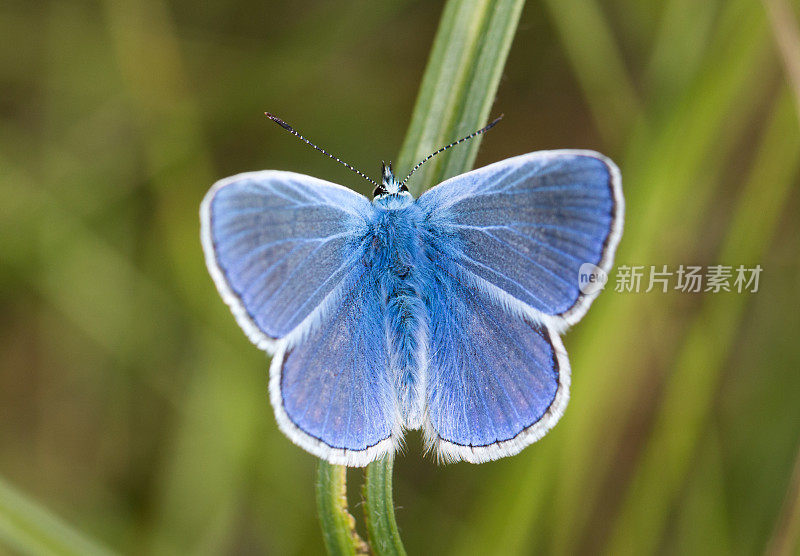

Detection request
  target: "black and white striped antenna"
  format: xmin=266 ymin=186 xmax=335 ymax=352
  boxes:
xmin=265 ymin=112 xmax=503 ymax=191
xmin=400 ymin=114 xmax=503 ymax=186
xmin=265 ymin=113 xmax=379 ymax=188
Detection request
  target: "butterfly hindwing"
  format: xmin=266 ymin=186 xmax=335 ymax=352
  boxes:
xmin=201 ymin=171 xmax=372 ymax=349
xmin=417 ymin=150 xmax=623 ymax=331
xmin=271 ymin=269 xmax=398 ymax=466
xmin=423 ymin=261 xmax=569 ymax=463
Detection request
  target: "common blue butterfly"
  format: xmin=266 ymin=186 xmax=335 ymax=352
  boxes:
xmin=200 ymin=115 xmax=623 ymax=466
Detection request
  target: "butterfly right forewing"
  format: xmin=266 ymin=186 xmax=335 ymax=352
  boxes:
xmin=417 ymin=150 xmax=623 ymax=333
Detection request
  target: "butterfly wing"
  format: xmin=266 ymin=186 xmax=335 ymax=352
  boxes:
xmin=270 ymin=269 xmax=398 ymax=466
xmin=417 ymin=150 xmax=623 ymax=332
xmin=201 ymin=170 xmax=371 ymax=349
xmin=422 ymin=261 xmax=569 ymax=463
xmin=202 ymin=171 xmax=398 ymax=465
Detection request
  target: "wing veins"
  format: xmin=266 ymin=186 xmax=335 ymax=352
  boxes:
xmin=244 ymin=241 xmax=326 ymax=303
xmin=483 ymin=226 xmax=587 ymax=266
xmin=288 ymin=269 xmax=368 ymax=431
xmin=429 ymin=262 xmax=515 ymax=444
xmin=446 ymin=267 xmax=527 ymax=429
xmin=451 ymin=222 xmax=601 ymax=244
xmin=455 ymin=253 xmax=552 ymax=307
xmin=276 ymin=259 xmax=354 ymax=330
xmin=476 ymin=229 xmax=576 ymax=289
xmin=256 ymin=235 xmax=350 ymax=315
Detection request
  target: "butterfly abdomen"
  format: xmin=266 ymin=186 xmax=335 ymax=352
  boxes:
xmin=369 ymin=205 xmax=428 ymax=429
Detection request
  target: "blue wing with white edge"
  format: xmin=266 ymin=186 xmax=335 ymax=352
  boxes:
xmin=417 ymin=150 xmax=623 ymax=330
xmin=201 ymin=170 xmax=371 ymax=350
xmin=271 ymin=269 xmax=398 ymax=467
xmin=422 ymin=262 xmax=570 ymax=463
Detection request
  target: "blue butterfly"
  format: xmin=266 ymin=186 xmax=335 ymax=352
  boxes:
xmin=200 ymin=115 xmax=623 ymax=466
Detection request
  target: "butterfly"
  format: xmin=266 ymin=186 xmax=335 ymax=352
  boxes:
xmin=200 ymin=114 xmax=623 ymax=467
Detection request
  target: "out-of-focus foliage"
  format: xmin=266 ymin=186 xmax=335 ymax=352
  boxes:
xmin=1 ymin=0 xmax=799 ymax=554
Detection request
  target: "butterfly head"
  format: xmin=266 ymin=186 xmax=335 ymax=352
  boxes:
xmin=373 ymin=161 xmax=410 ymax=199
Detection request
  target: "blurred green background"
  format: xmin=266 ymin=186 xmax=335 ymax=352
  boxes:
xmin=2 ymin=0 xmax=800 ymax=554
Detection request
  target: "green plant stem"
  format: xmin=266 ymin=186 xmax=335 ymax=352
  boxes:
xmin=364 ymin=459 xmax=406 ymax=556
xmin=366 ymin=0 xmax=524 ymax=551
xmin=316 ymin=463 xmax=368 ymax=556
xmin=316 ymin=1 xmax=524 ymax=553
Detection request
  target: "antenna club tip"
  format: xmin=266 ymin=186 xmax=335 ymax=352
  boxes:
xmin=488 ymin=114 xmax=504 ymax=127
xmin=265 ymin=112 xmax=293 ymax=131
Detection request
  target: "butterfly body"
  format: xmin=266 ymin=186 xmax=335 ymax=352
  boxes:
xmin=202 ymin=150 xmax=623 ymax=466
xmin=365 ymin=192 xmax=428 ymax=428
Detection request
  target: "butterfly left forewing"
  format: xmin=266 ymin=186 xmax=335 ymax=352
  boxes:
xmin=201 ymin=170 xmax=372 ymax=351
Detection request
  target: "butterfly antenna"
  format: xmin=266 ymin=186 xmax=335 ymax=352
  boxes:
xmin=400 ymin=114 xmax=504 ymax=186
xmin=265 ymin=112 xmax=379 ymax=188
